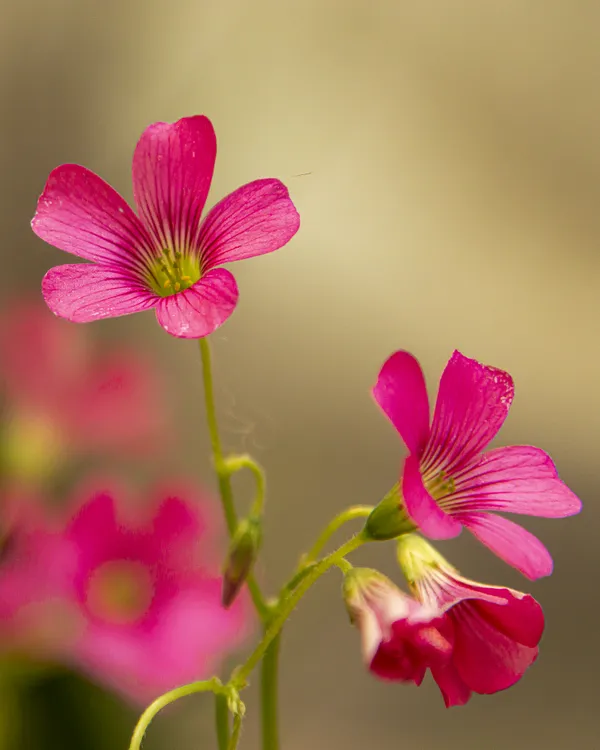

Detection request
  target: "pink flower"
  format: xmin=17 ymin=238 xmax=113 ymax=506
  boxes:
xmin=397 ymin=535 xmax=544 ymax=707
xmin=0 ymin=483 xmax=250 ymax=702
xmin=343 ymin=568 xmax=453 ymax=687
xmin=373 ymin=349 xmax=581 ymax=579
xmin=31 ymin=116 xmax=300 ymax=338
xmin=0 ymin=300 xmax=168 ymax=479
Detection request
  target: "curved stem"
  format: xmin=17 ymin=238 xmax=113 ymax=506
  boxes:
xmin=223 ymin=454 xmax=266 ymax=518
xmin=260 ymin=633 xmax=281 ymax=750
xmin=129 ymin=679 xmax=221 ymax=750
xmin=215 ymin=693 xmax=230 ymax=750
xmin=234 ymin=532 xmax=367 ymax=686
xmin=198 ymin=338 xmax=268 ymax=620
xmin=303 ymin=506 xmax=373 ymax=566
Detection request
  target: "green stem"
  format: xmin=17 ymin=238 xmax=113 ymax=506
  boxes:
xmin=260 ymin=633 xmax=281 ymax=750
xmin=303 ymin=506 xmax=373 ymax=566
xmin=215 ymin=693 xmax=230 ymax=750
xmin=198 ymin=338 xmax=268 ymax=620
xmin=223 ymin=454 xmax=266 ymax=518
xmin=228 ymin=714 xmax=243 ymax=750
xmin=234 ymin=533 xmax=367 ymax=686
xmin=128 ymin=679 xmax=221 ymax=750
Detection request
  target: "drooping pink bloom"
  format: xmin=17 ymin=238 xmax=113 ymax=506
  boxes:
xmin=343 ymin=568 xmax=453 ymax=688
xmin=397 ymin=534 xmax=544 ymax=707
xmin=31 ymin=116 xmax=300 ymax=338
xmin=373 ymin=349 xmax=581 ymax=579
xmin=0 ymin=300 xmax=168 ymax=480
xmin=0 ymin=483 xmax=250 ymax=702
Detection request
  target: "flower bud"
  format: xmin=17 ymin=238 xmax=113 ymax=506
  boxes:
xmin=364 ymin=484 xmax=415 ymax=540
xmin=221 ymin=516 xmax=262 ymax=608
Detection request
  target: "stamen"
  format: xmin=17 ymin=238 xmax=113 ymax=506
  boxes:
xmin=164 ymin=280 xmax=172 ymax=289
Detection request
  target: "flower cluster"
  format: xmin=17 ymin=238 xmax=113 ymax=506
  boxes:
xmin=343 ymin=349 xmax=580 ymax=706
xmin=23 ymin=113 xmax=581 ymax=749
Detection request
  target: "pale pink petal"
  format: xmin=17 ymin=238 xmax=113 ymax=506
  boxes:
xmin=42 ymin=264 xmax=157 ymax=323
xmin=198 ymin=179 xmax=300 ymax=270
xmin=461 ymin=513 xmax=553 ymax=580
xmin=450 ymin=603 xmax=539 ymax=694
xmin=430 ymin=661 xmax=472 ymax=707
xmin=448 ymin=446 xmax=582 ymax=518
xmin=372 ymin=351 xmax=431 ymax=456
xmin=422 ymin=351 xmax=514 ymax=475
xmin=402 ymin=455 xmax=463 ymax=539
xmin=132 ymin=116 xmax=216 ymax=252
xmin=155 ymin=268 xmax=238 ymax=339
xmin=32 ymin=165 xmax=154 ymax=272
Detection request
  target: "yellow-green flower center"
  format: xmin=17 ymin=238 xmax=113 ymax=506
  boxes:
xmin=86 ymin=560 xmax=153 ymax=624
xmin=147 ymin=249 xmax=201 ymax=297
xmin=425 ymin=470 xmax=455 ymax=501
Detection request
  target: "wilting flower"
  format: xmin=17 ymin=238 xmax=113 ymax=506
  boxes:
xmin=372 ymin=349 xmax=581 ymax=578
xmin=0 ymin=483 xmax=249 ymax=702
xmin=0 ymin=300 xmax=167 ymax=481
xmin=343 ymin=567 xmax=452 ymax=687
xmin=397 ymin=534 xmax=544 ymax=707
xmin=31 ymin=115 xmax=300 ymax=338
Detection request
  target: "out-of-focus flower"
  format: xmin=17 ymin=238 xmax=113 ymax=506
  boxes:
xmin=0 ymin=301 xmax=168 ymax=482
xmin=371 ymin=349 xmax=581 ymax=579
xmin=31 ymin=115 xmax=300 ymax=338
xmin=397 ymin=534 xmax=544 ymax=707
xmin=0 ymin=483 xmax=250 ymax=702
xmin=342 ymin=567 xmax=452 ymax=687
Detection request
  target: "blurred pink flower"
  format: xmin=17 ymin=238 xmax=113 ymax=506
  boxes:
xmin=0 ymin=301 xmax=168 ymax=479
xmin=397 ymin=535 xmax=544 ymax=707
xmin=0 ymin=483 xmax=250 ymax=702
xmin=373 ymin=349 xmax=581 ymax=579
xmin=31 ymin=115 xmax=300 ymax=338
xmin=343 ymin=568 xmax=452 ymax=688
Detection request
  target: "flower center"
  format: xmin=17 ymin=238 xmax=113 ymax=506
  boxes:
xmin=147 ymin=248 xmax=201 ymax=297
xmin=86 ymin=560 xmax=153 ymax=625
xmin=424 ymin=470 xmax=455 ymax=501
xmin=0 ymin=413 xmax=63 ymax=481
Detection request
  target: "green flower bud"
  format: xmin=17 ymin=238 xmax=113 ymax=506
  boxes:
xmin=221 ymin=516 xmax=262 ymax=608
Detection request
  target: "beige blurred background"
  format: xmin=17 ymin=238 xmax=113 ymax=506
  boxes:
xmin=1 ymin=0 xmax=599 ymax=748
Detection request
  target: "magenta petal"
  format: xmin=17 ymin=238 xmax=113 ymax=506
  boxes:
xmin=402 ymin=455 xmax=462 ymax=539
xmin=474 ymin=590 xmax=544 ymax=649
xmin=198 ymin=179 xmax=300 ymax=270
xmin=132 ymin=116 xmax=216 ymax=252
xmin=450 ymin=446 xmax=582 ymax=518
xmin=32 ymin=165 xmax=153 ymax=269
xmin=372 ymin=351 xmax=431 ymax=455
xmin=155 ymin=268 xmax=238 ymax=339
xmin=461 ymin=513 xmax=553 ymax=580
xmin=423 ymin=351 xmax=514 ymax=475
xmin=430 ymin=661 xmax=472 ymax=707
xmin=451 ymin=603 xmax=539 ymax=694
xmin=42 ymin=264 xmax=158 ymax=323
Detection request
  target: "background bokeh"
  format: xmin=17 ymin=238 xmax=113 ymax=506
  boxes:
xmin=1 ymin=1 xmax=599 ymax=748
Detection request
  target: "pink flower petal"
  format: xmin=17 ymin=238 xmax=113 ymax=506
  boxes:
xmin=131 ymin=116 xmax=216 ymax=252
xmin=155 ymin=268 xmax=238 ymax=339
xmin=430 ymin=661 xmax=472 ymax=707
xmin=461 ymin=513 xmax=553 ymax=580
xmin=372 ymin=351 xmax=431 ymax=456
xmin=450 ymin=602 xmax=539 ymax=694
xmin=198 ymin=179 xmax=300 ymax=270
xmin=422 ymin=351 xmax=514 ymax=476
xmin=449 ymin=446 xmax=582 ymax=518
xmin=474 ymin=589 xmax=544 ymax=649
xmin=402 ymin=455 xmax=463 ymax=539
xmin=32 ymin=165 xmax=154 ymax=272
xmin=42 ymin=264 xmax=158 ymax=323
